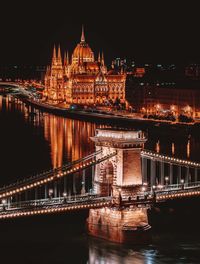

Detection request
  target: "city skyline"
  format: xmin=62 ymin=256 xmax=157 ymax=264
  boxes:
xmin=1 ymin=1 xmax=200 ymax=262
xmin=1 ymin=1 xmax=200 ymax=65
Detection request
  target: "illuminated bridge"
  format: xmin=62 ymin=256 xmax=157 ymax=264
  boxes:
xmin=1 ymin=128 xmax=200 ymax=243
xmin=0 ymin=129 xmax=200 ymax=220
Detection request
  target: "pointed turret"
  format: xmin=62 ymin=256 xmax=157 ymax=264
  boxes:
xmin=81 ymin=25 xmax=85 ymax=42
xmin=57 ymin=45 xmax=62 ymax=65
xmin=67 ymin=51 xmax=69 ymax=64
xmin=52 ymin=45 xmax=57 ymax=65
xmin=64 ymin=52 xmax=67 ymax=66
xmin=101 ymin=52 xmax=105 ymax=66
xmin=98 ymin=52 xmax=101 ymax=63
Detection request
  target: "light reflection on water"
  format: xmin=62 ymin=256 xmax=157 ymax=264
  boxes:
xmin=1 ymin=95 xmax=200 ymax=263
xmin=1 ymin=95 xmax=200 ymax=175
xmin=87 ymin=235 xmax=200 ymax=264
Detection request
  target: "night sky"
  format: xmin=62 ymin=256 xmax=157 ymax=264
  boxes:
xmin=1 ymin=1 xmax=200 ymax=66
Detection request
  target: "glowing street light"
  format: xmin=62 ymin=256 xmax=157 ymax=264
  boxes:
xmin=1 ymin=199 xmax=7 ymax=211
xmin=165 ymin=176 xmax=169 ymax=187
xmin=141 ymin=186 xmax=146 ymax=192
xmin=63 ymin=192 xmax=67 ymax=203
xmin=1 ymin=199 xmax=7 ymax=205
xmin=180 ymin=179 xmax=185 ymax=190
xmin=48 ymin=189 xmax=53 ymax=199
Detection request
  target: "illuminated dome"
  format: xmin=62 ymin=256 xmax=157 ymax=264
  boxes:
xmin=72 ymin=26 xmax=95 ymax=64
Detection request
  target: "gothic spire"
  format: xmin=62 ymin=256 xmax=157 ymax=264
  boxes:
xmin=64 ymin=52 xmax=67 ymax=66
xmin=81 ymin=25 xmax=85 ymax=42
xmin=52 ymin=45 xmax=57 ymax=65
xmin=57 ymin=45 xmax=62 ymax=65
xmin=67 ymin=51 xmax=69 ymax=64
xmin=98 ymin=52 xmax=101 ymax=63
xmin=101 ymin=52 xmax=105 ymax=66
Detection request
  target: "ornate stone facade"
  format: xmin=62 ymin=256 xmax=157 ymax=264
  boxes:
xmin=44 ymin=27 xmax=126 ymax=105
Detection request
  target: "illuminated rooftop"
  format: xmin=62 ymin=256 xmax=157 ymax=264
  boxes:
xmin=91 ymin=129 xmax=146 ymax=144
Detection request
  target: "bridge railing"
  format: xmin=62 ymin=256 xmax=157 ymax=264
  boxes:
xmin=0 ymin=193 xmax=100 ymax=211
xmin=0 ymin=195 xmax=112 ymax=214
xmin=120 ymin=181 xmax=200 ymax=202
xmin=156 ymin=181 xmax=200 ymax=192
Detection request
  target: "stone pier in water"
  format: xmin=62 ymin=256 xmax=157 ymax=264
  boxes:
xmin=87 ymin=128 xmax=151 ymax=244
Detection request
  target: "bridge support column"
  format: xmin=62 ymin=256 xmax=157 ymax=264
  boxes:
xmin=178 ymin=166 xmax=182 ymax=184
xmin=54 ymin=182 xmax=57 ymax=198
xmin=35 ymin=188 xmax=38 ymax=200
xmin=150 ymin=159 xmax=156 ymax=186
xmin=142 ymin=157 xmax=147 ymax=184
xmin=160 ymin=161 xmax=164 ymax=185
xmin=92 ymin=165 xmax=95 ymax=189
xmin=169 ymin=163 xmax=173 ymax=184
xmin=64 ymin=177 xmax=67 ymax=194
xmin=186 ymin=167 xmax=189 ymax=184
xmin=81 ymin=170 xmax=86 ymax=195
xmin=88 ymin=129 xmax=151 ymax=244
xmin=87 ymin=207 xmax=151 ymax=244
xmin=195 ymin=168 xmax=198 ymax=182
xmin=73 ymin=174 xmax=76 ymax=195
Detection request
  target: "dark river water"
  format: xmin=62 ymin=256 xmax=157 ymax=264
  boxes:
xmin=1 ymin=95 xmax=200 ymax=264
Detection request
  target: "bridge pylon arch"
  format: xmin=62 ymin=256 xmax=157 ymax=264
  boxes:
xmin=91 ymin=128 xmax=147 ymax=198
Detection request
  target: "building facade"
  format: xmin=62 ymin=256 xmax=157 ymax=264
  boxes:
xmin=44 ymin=27 xmax=126 ymax=106
xmin=126 ymin=75 xmax=200 ymax=118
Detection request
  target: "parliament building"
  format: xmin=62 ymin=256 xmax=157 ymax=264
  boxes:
xmin=44 ymin=27 xmax=126 ymax=106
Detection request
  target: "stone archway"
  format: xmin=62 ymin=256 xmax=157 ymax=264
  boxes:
xmin=101 ymin=161 xmax=114 ymax=196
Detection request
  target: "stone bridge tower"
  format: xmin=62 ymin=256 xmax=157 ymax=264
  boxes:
xmin=91 ymin=128 xmax=147 ymax=197
xmin=88 ymin=129 xmax=151 ymax=244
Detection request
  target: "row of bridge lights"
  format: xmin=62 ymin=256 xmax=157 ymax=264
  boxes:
xmin=48 ymin=189 xmax=67 ymax=200
xmin=142 ymin=151 xmax=200 ymax=167
xmin=157 ymin=190 xmax=200 ymax=200
xmin=0 ymin=160 xmax=96 ymax=199
xmin=141 ymin=177 xmax=186 ymax=192
xmin=0 ymin=152 xmax=115 ymax=200
xmin=0 ymin=201 xmax=111 ymax=219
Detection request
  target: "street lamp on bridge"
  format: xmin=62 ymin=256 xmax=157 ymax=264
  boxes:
xmin=180 ymin=179 xmax=185 ymax=190
xmin=48 ymin=189 xmax=53 ymax=200
xmin=63 ymin=192 xmax=67 ymax=203
xmin=1 ymin=199 xmax=7 ymax=211
xmin=165 ymin=176 xmax=169 ymax=187
xmin=141 ymin=186 xmax=146 ymax=192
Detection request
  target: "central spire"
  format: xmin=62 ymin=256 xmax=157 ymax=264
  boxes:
xmin=81 ymin=25 xmax=85 ymax=42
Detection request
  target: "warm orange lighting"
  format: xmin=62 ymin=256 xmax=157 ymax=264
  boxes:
xmin=44 ymin=28 xmax=126 ymax=106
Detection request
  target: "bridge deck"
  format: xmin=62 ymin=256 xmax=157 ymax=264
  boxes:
xmin=0 ymin=195 xmax=112 ymax=219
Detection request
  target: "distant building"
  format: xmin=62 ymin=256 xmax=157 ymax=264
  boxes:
xmin=126 ymin=75 xmax=200 ymax=118
xmin=185 ymin=64 xmax=200 ymax=79
xmin=132 ymin=67 xmax=145 ymax=77
xmin=44 ymin=27 xmax=126 ymax=105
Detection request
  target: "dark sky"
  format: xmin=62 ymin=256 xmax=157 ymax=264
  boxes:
xmin=1 ymin=0 xmax=200 ymax=66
